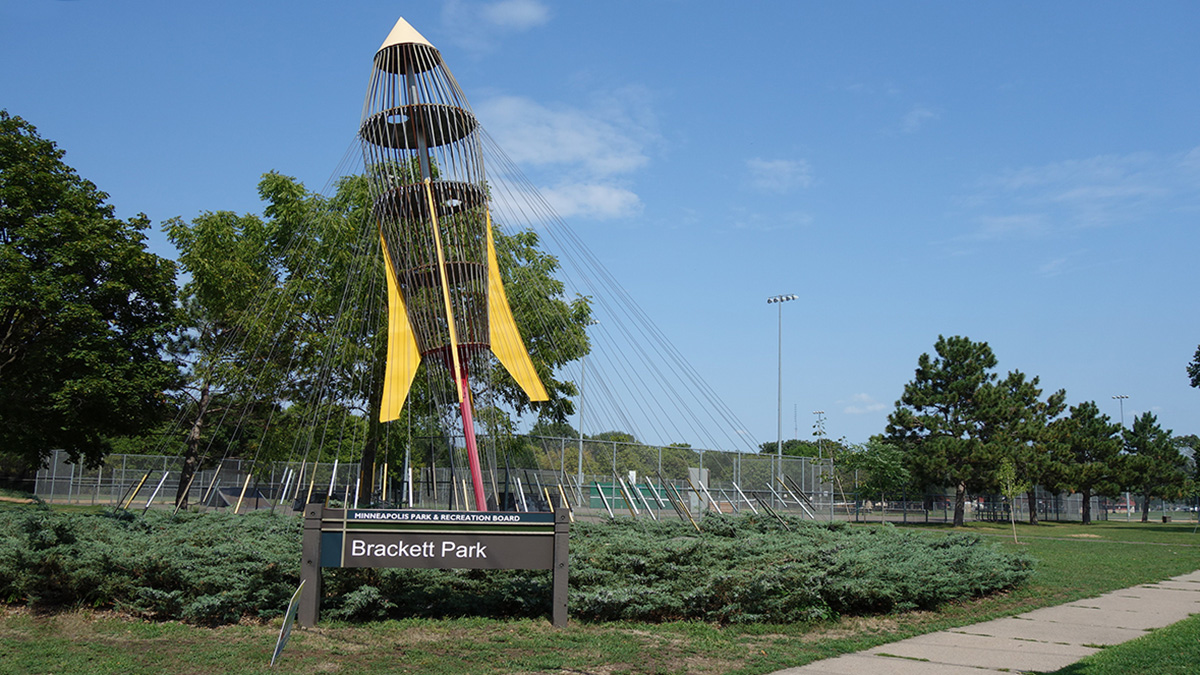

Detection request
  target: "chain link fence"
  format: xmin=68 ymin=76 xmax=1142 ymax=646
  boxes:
xmin=37 ymin=442 xmax=1166 ymax=524
xmin=33 ymin=437 xmax=836 ymax=520
xmin=842 ymin=489 xmax=1113 ymax=524
xmin=34 ymin=450 xmax=355 ymax=512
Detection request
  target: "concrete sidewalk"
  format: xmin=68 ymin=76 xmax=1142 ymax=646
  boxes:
xmin=771 ymin=570 xmax=1200 ymax=674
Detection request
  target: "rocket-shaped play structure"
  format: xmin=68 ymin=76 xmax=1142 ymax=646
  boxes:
xmin=360 ymin=18 xmax=548 ymax=511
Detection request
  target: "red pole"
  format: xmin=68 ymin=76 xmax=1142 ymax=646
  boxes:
xmin=458 ymin=367 xmax=488 ymax=511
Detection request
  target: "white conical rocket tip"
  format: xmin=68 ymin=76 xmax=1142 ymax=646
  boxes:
xmin=378 ymin=17 xmax=434 ymax=52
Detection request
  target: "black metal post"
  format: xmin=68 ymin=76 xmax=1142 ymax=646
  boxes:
xmin=298 ymin=504 xmax=323 ymax=627
xmin=552 ymin=507 xmax=570 ymax=628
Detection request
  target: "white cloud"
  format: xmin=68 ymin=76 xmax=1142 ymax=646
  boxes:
xmin=441 ymin=0 xmax=550 ymax=51
xmin=1037 ymin=256 xmax=1069 ymax=277
xmin=476 ymin=91 xmax=656 ymax=220
xmin=480 ymin=0 xmax=551 ymax=30
xmin=843 ymin=393 xmax=886 ymax=415
xmin=540 ymin=183 xmax=642 ymax=220
xmin=478 ymin=95 xmax=649 ymax=177
xmin=729 ymin=209 xmax=813 ymax=232
xmin=745 ymin=157 xmax=813 ymax=194
xmin=963 ymin=147 xmax=1200 ymax=240
xmin=972 ymin=213 xmax=1049 ymax=241
xmin=901 ymin=105 xmax=938 ymax=133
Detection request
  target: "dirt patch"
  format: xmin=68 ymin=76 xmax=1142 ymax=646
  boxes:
xmin=0 ymin=496 xmax=34 ymax=504
xmin=792 ymin=611 xmax=938 ymax=642
xmin=1067 ymin=534 xmax=1101 ymax=539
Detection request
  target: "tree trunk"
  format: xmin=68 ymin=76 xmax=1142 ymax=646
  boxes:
xmin=1081 ymin=488 xmax=1093 ymax=525
xmin=1141 ymin=492 xmax=1151 ymax=523
xmin=1026 ymin=488 xmax=1039 ymax=525
xmin=360 ymin=423 xmax=379 ymax=504
xmin=358 ymin=357 xmax=388 ymax=503
xmin=175 ymin=380 xmax=211 ymax=509
xmin=1009 ymin=497 xmax=1019 ymax=544
xmin=953 ymin=482 xmax=966 ymax=527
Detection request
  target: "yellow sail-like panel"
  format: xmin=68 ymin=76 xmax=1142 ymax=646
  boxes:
xmin=487 ymin=215 xmax=549 ymax=401
xmin=379 ymin=235 xmax=422 ymax=422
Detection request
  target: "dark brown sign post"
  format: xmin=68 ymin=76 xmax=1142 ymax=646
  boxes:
xmin=299 ymin=506 xmax=569 ymax=627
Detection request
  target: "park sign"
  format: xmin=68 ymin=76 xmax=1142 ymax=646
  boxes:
xmin=299 ymin=505 xmax=569 ymax=627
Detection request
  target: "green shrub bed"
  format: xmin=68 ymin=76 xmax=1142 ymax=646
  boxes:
xmin=0 ymin=507 xmax=1032 ymax=625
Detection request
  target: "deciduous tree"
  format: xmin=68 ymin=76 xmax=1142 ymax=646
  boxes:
xmin=841 ymin=437 xmax=912 ymax=510
xmin=0 ymin=111 xmax=177 ymax=470
xmin=996 ymin=457 xmax=1029 ymax=543
xmin=257 ymin=173 xmax=592 ymax=498
xmin=167 ymin=171 xmax=592 ymax=503
xmin=164 ymin=208 xmax=291 ymax=507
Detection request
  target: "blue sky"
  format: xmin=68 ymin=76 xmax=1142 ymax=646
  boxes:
xmin=3 ymin=1 xmax=1198 ymax=448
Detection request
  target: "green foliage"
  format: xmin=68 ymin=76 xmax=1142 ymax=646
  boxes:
xmin=492 ymin=228 xmax=592 ymax=421
xmin=841 ymin=438 xmax=912 ymax=498
xmin=0 ymin=111 xmax=179 ymax=470
xmin=325 ymin=584 xmax=397 ymax=622
xmin=2 ymin=519 xmax=1196 ymax=675
xmin=996 ymin=457 xmax=1029 ymax=542
xmin=1123 ymin=412 xmax=1188 ymax=521
xmin=1187 ymin=344 xmax=1200 ymax=389
xmin=996 ymin=458 xmax=1029 ymax=501
xmin=887 ymin=335 xmax=999 ymax=525
xmin=566 ymin=516 xmax=1032 ymax=623
xmin=1049 ymin=401 xmax=1123 ymax=524
xmin=979 ymin=369 xmax=1065 ymax=526
xmin=887 ymin=337 xmax=1073 ymax=527
xmin=759 ymin=438 xmax=820 ymax=457
xmin=528 ymin=419 xmax=578 ymax=439
xmin=0 ymin=507 xmax=300 ymax=625
xmin=0 ymin=509 xmax=1032 ymax=627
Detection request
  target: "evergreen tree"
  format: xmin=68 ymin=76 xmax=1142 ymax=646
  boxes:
xmin=886 ymin=335 xmax=998 ymax=526
xmin=1122 ymin=412 xmax=1187 ymax=522
xmin=978 ymin=370 xmax=1065 ymax=525
xmin=1049 ymin=401 xmax=1122 ymax=525
xmin=1187 ymin=345 xmax=1200 ymax=389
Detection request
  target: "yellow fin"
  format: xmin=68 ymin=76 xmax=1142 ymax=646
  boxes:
xmin=487 ymin=214 xmax=549 ymax=401
xmin=379 ymin=234 xmax=422 ymax=421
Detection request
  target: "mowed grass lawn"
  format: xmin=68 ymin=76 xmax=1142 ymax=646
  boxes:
xmin=1 ymin=516 xmax=1198 ymax=675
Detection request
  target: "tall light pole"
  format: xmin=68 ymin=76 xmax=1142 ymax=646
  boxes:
xmin=1113 ymin=394 xmax=1129 ymax=521
xmin=767 ymin=294 xmax=797 ymax=499
xmin=812 ymin=410 xmax=826 ymax=460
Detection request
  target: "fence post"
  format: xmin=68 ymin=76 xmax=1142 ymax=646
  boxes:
xmin=552 ymin=507 xmax=570 ymax=627
xmin=828 ymin=459 xmax=834 ymax=522
xmin=298 ymin=504 xmax=323 ymax=627
xmin=611 ymin=441 xmax=616 ymax=489
xmin=49 ymin=451 xmax=59 ymax=503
